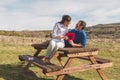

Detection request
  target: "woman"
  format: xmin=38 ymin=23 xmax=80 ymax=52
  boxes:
xmin=43 ymin=15 xmax=71 ymax=63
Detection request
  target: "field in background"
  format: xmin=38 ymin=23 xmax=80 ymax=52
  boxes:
xmin=0 ymin=22 xmax=120 ymax=39
xmin=0 ymin=39 xmax=120 ymax=80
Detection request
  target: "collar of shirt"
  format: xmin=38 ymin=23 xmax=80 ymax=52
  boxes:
xmin=61 ymin=24 xmax=68 ymax=28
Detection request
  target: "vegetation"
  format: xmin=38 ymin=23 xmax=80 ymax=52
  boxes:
xmin=0 ymin=22 xmax=120 ymax=39
xmin=0 ymin=39 xmax=119 ymax=80
xmin=0 ymin=30 xmax=51 ymax=38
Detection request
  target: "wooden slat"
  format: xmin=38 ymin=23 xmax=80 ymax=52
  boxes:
xmin=45 ymin=62 xmax=112 ymax=76
xmin=79 ymin=57 xmax=112 ymax=63
xmin=67 ymin=51 xmax=98 ymax=57
xmin=31 ymin=40 xmax=50 ymax=49
xmin=19 ymin=55 xmax=63 ymax=72
xmin=58 ymin=48 xmax=98 ymax=53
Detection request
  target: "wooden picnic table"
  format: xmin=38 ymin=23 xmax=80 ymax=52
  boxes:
xmin=19 ymin=40 xmax=112 ymax=80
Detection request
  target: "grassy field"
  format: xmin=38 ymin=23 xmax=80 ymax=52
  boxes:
xmin=0 ymin=39 xmax=120 ymax=80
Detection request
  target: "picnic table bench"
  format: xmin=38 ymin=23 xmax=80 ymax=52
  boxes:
xmin=19 ymin=40 xmax=112 ymax=80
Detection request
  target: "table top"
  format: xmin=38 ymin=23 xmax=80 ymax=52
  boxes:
xmin=58 ymin=47 xmax=98 ymax=53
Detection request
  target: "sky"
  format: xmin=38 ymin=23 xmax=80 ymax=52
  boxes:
xmin=0 ymin=0 xmax=120 ymax=31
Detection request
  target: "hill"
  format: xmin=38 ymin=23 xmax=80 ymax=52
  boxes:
xmin=0 ymin=22 xmax=120 ymax=39
xmin=86 ymin=23 xmax=120 ymax=39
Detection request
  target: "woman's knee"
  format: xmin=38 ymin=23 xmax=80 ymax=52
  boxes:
xmin=49 ymin=40 xmax=56 ymax=47
xmin=57 ymin=42 xmax=65 ymax=48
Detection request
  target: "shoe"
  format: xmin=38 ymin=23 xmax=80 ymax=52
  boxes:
xmin=42 ymin=57 xmax=51 ymax=64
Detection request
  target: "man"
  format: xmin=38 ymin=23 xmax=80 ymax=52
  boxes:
xmin=65 ymin=20 xmax=87 ymax=48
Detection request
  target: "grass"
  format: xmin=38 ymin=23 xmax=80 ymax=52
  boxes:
xmin=0 ymin=39 xmax=120 ymax=80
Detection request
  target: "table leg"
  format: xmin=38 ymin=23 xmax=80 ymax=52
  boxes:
xmin=89 ymin=55 xmax=107 ymax=80
xmin=56 ymin=57 xmax=73 ymax=80
xmin=34 ymin=49 xmax=42 ymax=57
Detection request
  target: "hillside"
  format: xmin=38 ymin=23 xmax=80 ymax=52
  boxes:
xmin=86 ymin=23 xmax=120 ymax=39
xmin=0 ymin=22 xmax=120 ymax=39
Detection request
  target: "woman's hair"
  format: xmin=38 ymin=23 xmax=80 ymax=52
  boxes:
xmin=79 ymin=20 xmax=86 ymax=30
xmin=60 ymin=15 xmax=71 ymax=24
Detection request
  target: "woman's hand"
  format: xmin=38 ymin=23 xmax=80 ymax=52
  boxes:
xmin=55 ymin=36 xmax=63 ymax=40
xmin=64 ymin=36 xmax=69 ymax=40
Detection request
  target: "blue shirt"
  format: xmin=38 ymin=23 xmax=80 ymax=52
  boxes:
xmin=65 ymin=29 xmax=87 ymax=48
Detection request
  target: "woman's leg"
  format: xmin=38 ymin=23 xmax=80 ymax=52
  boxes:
xmin=49 ymin=41 xmax=64 ymax=59
xmin=45 ymin=40 xmax=56 ymax=58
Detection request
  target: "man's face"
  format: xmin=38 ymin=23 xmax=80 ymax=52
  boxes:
xmin=75 ymin=22 xmax=82 ymax=31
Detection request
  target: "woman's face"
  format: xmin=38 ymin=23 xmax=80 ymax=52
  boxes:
xmin=75 ymin=22 xmax=82 ymax=31
xmin=64 ymin=20 xmax=71 ymax=27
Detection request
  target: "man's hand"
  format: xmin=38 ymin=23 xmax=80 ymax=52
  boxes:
xmin=71 ymin=42 xmax=82 ymax=48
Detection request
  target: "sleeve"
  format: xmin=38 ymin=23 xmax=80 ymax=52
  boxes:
xmin=81 ymin=31 xmax=87 ymax=48
xmin=70 ymin=33 xmax=75 ymax=40
xmin=52 ymin=23 xmax=58 ymax=38
xmin=65 ymin=32 xmax=75 ymax=42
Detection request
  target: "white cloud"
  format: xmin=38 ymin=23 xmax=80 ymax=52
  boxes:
xmin=0 ymin=0 xmax=120 ymax=30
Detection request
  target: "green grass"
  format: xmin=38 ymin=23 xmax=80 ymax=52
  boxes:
xmin=0 ymin=39 xmax=120 ymax=80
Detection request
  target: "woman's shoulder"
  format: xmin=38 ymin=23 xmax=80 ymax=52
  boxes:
xmin=55 ymin=22 xmax=59 ymax=25
xmin=55 ymin=22 xmax=63 ymax=26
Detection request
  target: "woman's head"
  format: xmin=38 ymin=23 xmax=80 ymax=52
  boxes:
xmin=60 ymin=15 xmax=71 ymax=26
xmin=75 ymin=20 xmax=86 ymax=31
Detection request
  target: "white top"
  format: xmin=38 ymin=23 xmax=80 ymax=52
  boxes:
xmin=52 ymin=22 xmax=68 ymax=42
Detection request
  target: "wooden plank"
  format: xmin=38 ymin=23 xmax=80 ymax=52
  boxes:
xmin=20 ymin=49 xmax=42 ymax=70
xmin=45 ymin=62 xmax=112 ymax=76
xmin=58 ymin=48 xmax=98 ymax=53
xmin=67 ymin=51 xmax=98 ymax=57
xmin=31 ymin=40 xmax=50 ymax=49
xmin=79 ymin=57 xmax=112 ymax=63
xmin=19 ymin=55 xmax=63 ymax=72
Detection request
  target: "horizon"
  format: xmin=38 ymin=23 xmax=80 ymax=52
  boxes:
xmin=0 ymin=21 xmax=120 ymax=31
xmin=0 ymin=0 xmax=120 ymax=30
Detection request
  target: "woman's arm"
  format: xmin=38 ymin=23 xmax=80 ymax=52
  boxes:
xmin=52 ymin=23 xmax=63 ymax=40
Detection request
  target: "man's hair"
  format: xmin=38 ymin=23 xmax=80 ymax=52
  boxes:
xmin=60 ymin=15 xmax=71 ymax=24
xmin=79 ymin=20 xmax=86 ymax=30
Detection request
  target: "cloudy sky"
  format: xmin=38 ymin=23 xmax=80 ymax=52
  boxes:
xmin=0 ymin=0 xmax=120 ymax=30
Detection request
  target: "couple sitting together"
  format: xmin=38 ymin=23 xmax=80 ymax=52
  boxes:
xmin=43 ymin=15 xmax=87 ymax=63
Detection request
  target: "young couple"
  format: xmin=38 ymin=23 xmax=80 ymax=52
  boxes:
xmin=43 ymin=15 xmax=87 ymax=63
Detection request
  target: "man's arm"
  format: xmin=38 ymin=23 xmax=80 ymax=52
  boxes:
xmin=69 ymin=40 xmax=82 ymax=47
xmin=80 ymin=30 xmax=87 ymax=48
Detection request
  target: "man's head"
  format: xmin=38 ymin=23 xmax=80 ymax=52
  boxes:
xmin=75 ymin=20 xmax=86 ymax=31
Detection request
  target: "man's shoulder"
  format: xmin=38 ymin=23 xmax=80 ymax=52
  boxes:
xmin=80 ymin=30 xmax=85 ymax=33
xmin=80 ymin=30 xmax=86 ymax=36
xmin=70 ymin=29 xmax=76 ymax=32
